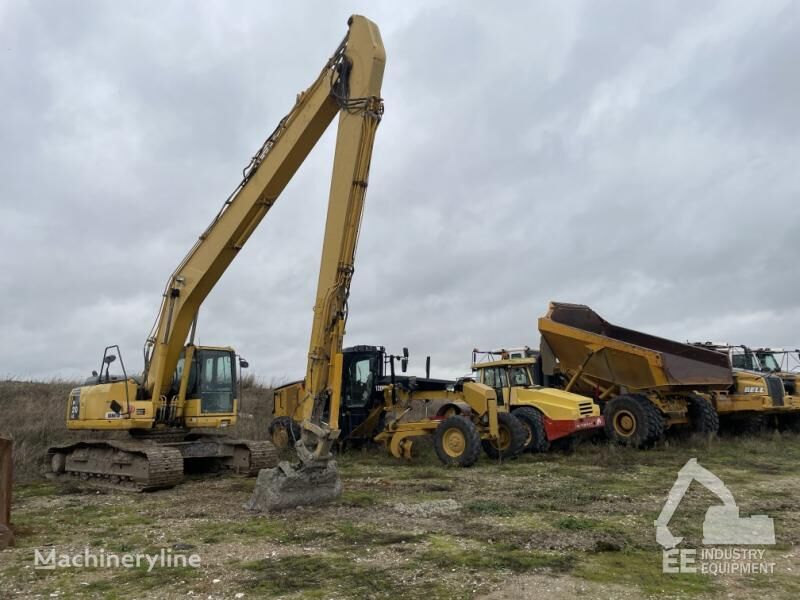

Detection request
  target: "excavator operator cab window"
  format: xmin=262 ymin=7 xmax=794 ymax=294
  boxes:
xmin=343 ymin=354 xmax=376 ymax=408
xmin=196 ymin=349 xmax=236 ymax=414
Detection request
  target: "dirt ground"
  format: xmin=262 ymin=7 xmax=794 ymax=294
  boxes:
xmin=2 ymin=434 xmax=799 ymax=599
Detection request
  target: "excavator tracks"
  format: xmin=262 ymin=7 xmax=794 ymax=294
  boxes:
xmin=47 ymin=437 xmax=279 ymax=492
xmin=47 ymin=440 xmax=184 ymax=492
xmin=234 ymin=440 xmax=279 ymax=476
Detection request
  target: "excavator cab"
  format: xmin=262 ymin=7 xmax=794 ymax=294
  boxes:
xmin=173 ymin=347 xmax=238 ymax=416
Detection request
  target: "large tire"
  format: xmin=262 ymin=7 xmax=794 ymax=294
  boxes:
xmin=434 ymin=416 xmax=481 ymax=467
xmin=740 ymin=414 xmax=766 ymax=436
xmin=268 ymin=417 xmax=301 ymax=449
xmin=603 ymin=394 xmax=664 ymax=448
xmin=481 ymin=412 xmax=526 ymax=460
xmin=686 ymin=394 xmax=719 ymax=435
xmin=512 ymin=406 xmax=550 ymax=453
xmin=779 ymin=414 xmax=800 ymax=433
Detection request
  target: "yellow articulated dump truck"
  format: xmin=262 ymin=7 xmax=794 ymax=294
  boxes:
xmin=271 ymin=346 xmax=526 ymax=467
xmin=691 ymin=344 xmax=800 ymax=433
xmin=470 ymin=349 xmax=603 ymax=452
xmin=537 ymin=302 xmax=732 ymax=448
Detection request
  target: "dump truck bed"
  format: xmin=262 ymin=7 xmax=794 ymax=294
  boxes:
xmin=538 ymin=302 xmax=733 ymax=391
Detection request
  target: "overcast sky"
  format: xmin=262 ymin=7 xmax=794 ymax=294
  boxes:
xmin=2 ymin=1 xmax=799 ymax=383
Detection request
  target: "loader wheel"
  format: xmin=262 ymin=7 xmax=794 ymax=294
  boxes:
xmin=434 ymin=416 xmax=481 ymax=467
xmin=481 ymin=412 xmax=526 ymax=460
xmin=686 ymin=394 xmax=719 ymax=435
xmin=269 ymin=417 xmax=301 ymax=449
xmin=603 ymin=395 xmax=664 ymax=448
xmin=512 ymin=406 xmax=550 ymax=453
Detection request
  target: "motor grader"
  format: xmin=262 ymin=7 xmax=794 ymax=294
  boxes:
xmin=49 ymin=15 xmax=386 ymax=510
xmin=270 ymin=345 xmax=526 ymax=467
xmin=470 ymin=348 xmax=604 ymax=452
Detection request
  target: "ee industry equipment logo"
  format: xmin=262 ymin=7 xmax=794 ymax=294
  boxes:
xmin=655 ymin=458 xmax=776 ymax=575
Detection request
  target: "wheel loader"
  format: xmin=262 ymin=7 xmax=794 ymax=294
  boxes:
xmin=50 ymin=15 xmax=386 ymax=512
xmin=470 ymin=348 xmax=604 ymax=452
xmin=270 ymin=345 xmax=526 ymax=467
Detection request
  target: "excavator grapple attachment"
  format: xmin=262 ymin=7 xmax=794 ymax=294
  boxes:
xmin=246 ymin=461 xmax=342 ymax=512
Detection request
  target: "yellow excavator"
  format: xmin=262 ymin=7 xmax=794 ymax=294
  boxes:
xmin=48 ymin=15 xmax=385 ymax=508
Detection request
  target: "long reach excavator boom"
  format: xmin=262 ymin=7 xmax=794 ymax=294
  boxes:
xmin=247 ymin=16 xmax=385 ymax=510
xmin=49 ymin=16 xmax=385 ymax=502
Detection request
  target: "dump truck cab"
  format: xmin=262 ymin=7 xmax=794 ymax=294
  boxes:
xmin=691 ymin=342 xmax=800 ymax=432
xmin=471 ymin=348 xmax=603 ymax=451
xmin=752 ymin=348 xmax=799 ymax=400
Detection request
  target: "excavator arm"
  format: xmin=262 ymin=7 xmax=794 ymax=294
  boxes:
xmin=142 ymin=16 xmax=385 ymax=409
xmin=292 ymin=43 xmax=384 ymax=467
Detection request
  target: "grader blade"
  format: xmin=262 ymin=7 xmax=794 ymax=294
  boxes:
xmin=245 ymin=460 xmax=342 ymax=512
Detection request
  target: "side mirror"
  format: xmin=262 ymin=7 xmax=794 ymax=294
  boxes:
xmin=92 ymin=370 xmax=98 ymax=377
xmin=401 ymin=357 xmax=408 ymax=373
xmin=239 ymin=359 xmax=249 ymax=369
xmin=403 ymin=347 xmax=409 ymax=359
xmin=104 ymin=355 xmax=116 ymax=365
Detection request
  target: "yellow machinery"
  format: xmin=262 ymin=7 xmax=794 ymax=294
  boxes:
xmin=470 ymin=349 xmax=603 ymax=452
xmin=246 ymin=15 xmax=387 ymax=510
xmin=268 ymin=345 xmax=517 ymax=469
xmin=49 ymin=16 xmax=385 ymax=502
xmin=538 ymin=302 xmax=794 ymax=447
xmin=538 ymin=302 xmax=731 ymax=447
xmin=692 ymin=343 xmax=800 ymax=433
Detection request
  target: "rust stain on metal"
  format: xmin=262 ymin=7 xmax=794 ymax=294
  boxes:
xmin=0 ymin=435 xmax=14 ymax=548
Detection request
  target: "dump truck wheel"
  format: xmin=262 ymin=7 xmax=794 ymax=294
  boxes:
xmin=512 ymin=406 xmax=550 ymax=453
xmin=740 ymin=414 xmax=765 ymax=436
xmin=434 ymin=416 xmax=481 ymax=467
xmin=481 ymin=413 xmax=526 ymax=460
xmin=603 ymin=395 xmax=664 ymax=448
xmin=269 ymin=417 xmax=300 ymax=449
xmin=686 ymin=394 xmax=719 ymax=435
xmin=779 ymin=414 xmax=800 ymax=433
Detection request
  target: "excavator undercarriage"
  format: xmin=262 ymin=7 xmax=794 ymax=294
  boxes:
xmin=48 ymin=436 xmax=276 ymax=492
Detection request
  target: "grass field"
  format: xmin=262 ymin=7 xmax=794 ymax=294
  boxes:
xmin=3 ymin=429 xmax=800 ymax=599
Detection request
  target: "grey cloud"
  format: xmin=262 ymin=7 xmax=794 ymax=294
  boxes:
xmin=1 ymin=0 xmax=798 ymax=383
